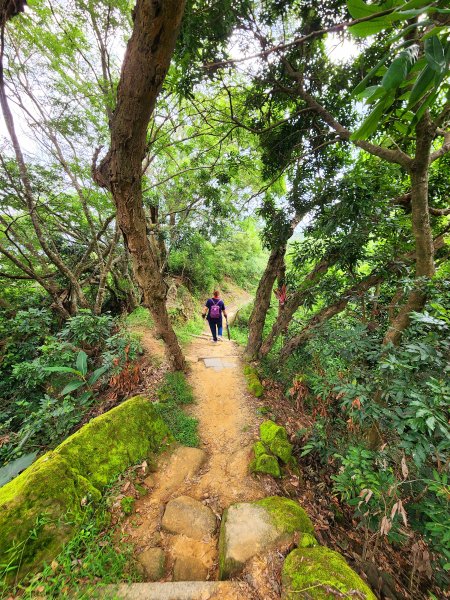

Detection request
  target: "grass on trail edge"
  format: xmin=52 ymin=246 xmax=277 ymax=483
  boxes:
xmin=125 ymin=306 xmax=154 ymax=329
xmin=174 ymin=314 xmax=204 ymax=345
xmin=155 ymin=372 xmax=199 ymax=447
xmin=1 ymin=491 xmax=139 ymax=599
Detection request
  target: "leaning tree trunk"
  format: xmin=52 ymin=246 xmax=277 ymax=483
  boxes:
xmin=259 ymin=254 xmax=336 ymax=358
xmin=280 ymin=231 xmax=449 ymax=360
xmin=383 ymin=116 xmax=436 ymax=346
xmin=246 ymin=214 xmax=302 ymax=360
xmin=245 ymin=244 xmax=287 ymax=360
xmin=93 ymin=0 xmax=186 ymax=370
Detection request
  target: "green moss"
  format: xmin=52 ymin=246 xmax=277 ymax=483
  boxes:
xmin=298 ymin=533 xmax=319 ymax=548
xmin=270 ymin=438 xmax=293 ymax=464
xmin=255 ymin=497 xmax=314 ymax=535
xmin=250 ymin=454 xmax=281 ymax=477
xmin=260 ymin=420 xmax=288 ymax=444
xmin=120 ymin=496 xmax=135 ymax=516
xmin=248 ymin=376 xmax=264 ymax=397
xmin=244 ymin=366 xmax=264 ymax=397
xmin=0 ymin=396 xmax=171 ymax=580
xmin=282 ymin=547 xmax=376 ymax=600
xmin=253 ymin=441 xmax=268 ymax=458
xmin=55 ymin=396 xmax=172 ymax=490
xmin=259 ymin=420 xmax=294 ymax=464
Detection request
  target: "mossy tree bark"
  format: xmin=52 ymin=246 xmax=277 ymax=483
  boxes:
xmin=246 ymin=214 xmax=300 ymax=360
xmin=245 ymin=244 xmax=287 ymax=360
xmin=93 ymin=0 xmax=186 ymax=370
xmin=279 ymin=233 xmax=449 ymax=359
xmin=383 ymin=114 xmax=437 ymax=345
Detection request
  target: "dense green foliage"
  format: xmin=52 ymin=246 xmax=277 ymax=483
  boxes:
xmin=0 ymin=308 xmax=141 ymax=470
xmin=0 ymin=0 xmax=449 ymax=596
xmin=1 ymin=491 xmax=139 ymax=599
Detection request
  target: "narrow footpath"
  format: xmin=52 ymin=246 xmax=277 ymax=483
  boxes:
xmin=119 ymin=296 xmax=267 ymax=597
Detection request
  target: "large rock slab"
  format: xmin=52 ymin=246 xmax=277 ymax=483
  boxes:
xmin=0 ymin=396 xmax=171 ymax=580
xmin=219 ymin=496 xmax=314 ymax=579
xmin=137 ymin=547 xmax=166 ymax=581
xmin=173 ymin=555 xmax=208 ymax=581
xmin=156 ymin=447 xmax=207 ymax=497
xmin=162 ymin=496 xmax=216 ymax=539
xmin=282 ymin=546 xmax=376 ymax=600
xmin=101 ymin=581 xmax=252 ymax=600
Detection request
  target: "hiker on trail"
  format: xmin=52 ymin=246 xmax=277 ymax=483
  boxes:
xmin=202 ymin=290 xmax=227 ymax=342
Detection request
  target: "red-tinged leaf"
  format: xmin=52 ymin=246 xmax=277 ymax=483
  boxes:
xmin=391 ymin=501 xmax=399 ymax=520
xmin=401 ymin=455 xmax=409 ymax=479
xmin=380 ymin=515 xmax=392 ymax=536
xmin=398 ymin=499 xmax=408 ymax=527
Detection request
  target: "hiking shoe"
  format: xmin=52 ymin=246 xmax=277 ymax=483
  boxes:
xmin=218 ymin=336 xmax=224 ymax=341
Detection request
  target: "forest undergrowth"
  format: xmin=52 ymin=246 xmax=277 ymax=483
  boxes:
xmin=234 ymin=298 xmax=449 ymax=599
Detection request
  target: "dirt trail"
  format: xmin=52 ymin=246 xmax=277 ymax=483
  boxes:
xmin=122 ymin=291 xmax=266 ymax=583
xmin=184 ymin=297 xmax=264 ymax=506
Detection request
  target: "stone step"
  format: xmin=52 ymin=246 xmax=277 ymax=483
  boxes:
xmin=101 ymin=581 xmax=250 ymax=600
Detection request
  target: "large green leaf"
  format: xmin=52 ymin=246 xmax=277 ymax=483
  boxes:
xmin=347 ymin=0 xmax=384 ymax=19
xmin=76 ymin=351 xmax=88 ymax=376
xmin=43 ymin=366 xmax=80 ymax=374
xmin=61 ymin=379 xmax=85 ymax=396
xmin=381 ymin=47 xmax=417 ymax=91
xmin=349 ymin=18 xmax=388 ymax=37
xmin=407 ymin=63 xmax=436 ymax=107
xmin=88 ymin=365 xmax=109 ymax=386
xmin=353 ymin=55 xmax=390 ymax=95
xmin=425 ymin=36 xmax=446 ymax=73
xmin=398 ymin=0 xmax=434 ymax=8
xmin=351 ymin=93 xmax=395 ymax=140
xmin=357 ymin=85 xmax=386 ymax=103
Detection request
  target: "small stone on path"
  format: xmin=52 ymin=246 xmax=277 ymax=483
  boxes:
xmin=162 ymin=496 xmax=216 ymax=540
xmin=173 ymin=555 xmax=208 ymax=581
xmin=158 ymin=448 xmax=207 ymax=497
xmin=137 ymin=547 xmax=166 ymax=581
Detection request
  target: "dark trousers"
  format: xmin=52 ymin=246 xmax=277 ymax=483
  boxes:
xmin=208 ymin=319 xmax=222 ymax=340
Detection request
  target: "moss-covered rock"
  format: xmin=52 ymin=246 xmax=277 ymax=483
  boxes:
xmin=282 ymin=547 xmax=376 ymax=600
xmin=298 ymin=533 xmax=319 ymax=548
xmin=253 ymin=441 xmax=268 ymax=458
xmin=270 ymin=437 xmax=293 ymax=464
xmin=260 ymin=420 xmax=294 ymax=464
xmin=244 ymin=366 xmax=264 ymax=397
xmin=255 ymin=497 xmax=314 ymax=535
xmin=260 ymin=420 xmax=288 ymax=444
xmin=55 ymin=396 xmax=171 ymax=489
xmin=0 ymin=396 xmax=171 ymax=580
xmin=219 ymin=496 xmax=315 ymax=580
xmin=247 ymin=375 xmax=264 ymax=397
xmin=250 ymin=453 xmax=281 ymax=477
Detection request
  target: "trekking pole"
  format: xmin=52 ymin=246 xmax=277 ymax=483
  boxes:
xmin=225 ymin=316 xmax=231 ymax=340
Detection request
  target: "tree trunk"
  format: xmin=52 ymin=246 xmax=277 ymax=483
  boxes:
xmin=280 ymin=271 xmax=384 ymax=359
xmin=245 ymin=244 xmax=287 ymax=359
xmin=246 ymin=213 xmax=302 ymax=360
xmin=93 ymin=0 xmax=186 ymax=370
xmin=259 ymin=254 xmax=336 ymax=357
xmin=280 ymin=231 xmax=448 ymax=359
xmin=383 ymin=115 xmax=436 ymax=346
